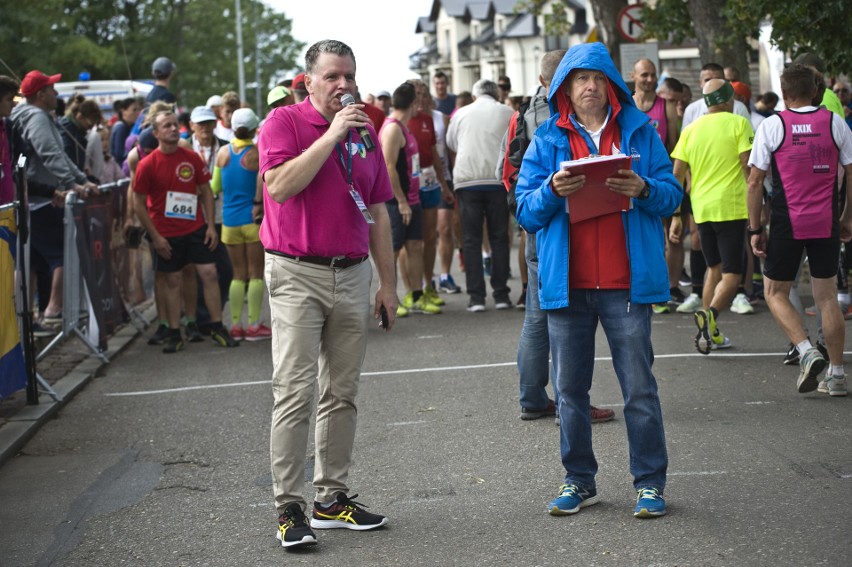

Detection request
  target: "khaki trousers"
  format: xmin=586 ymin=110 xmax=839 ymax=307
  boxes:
xmin=265 ymin=254 xmax=371 ymax=513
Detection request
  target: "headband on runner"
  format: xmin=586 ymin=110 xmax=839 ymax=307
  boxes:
xmin=703 ymin=81 xmax=734 ymax=107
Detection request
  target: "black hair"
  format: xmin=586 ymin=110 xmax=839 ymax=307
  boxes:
xmin=392 ymin=83 xmax=417 ymax=110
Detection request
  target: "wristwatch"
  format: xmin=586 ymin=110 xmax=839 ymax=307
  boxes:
xmin=637 ymin=180 xmax=651 ymax=200
xmin=747 ymin=226 xmax=764 ymax=236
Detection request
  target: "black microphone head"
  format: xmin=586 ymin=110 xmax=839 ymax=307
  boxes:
xmin=340 ymin=93 xmax=356 ymax=106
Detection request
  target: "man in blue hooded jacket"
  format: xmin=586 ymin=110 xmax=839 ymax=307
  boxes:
xmin=515 ymin=43 xmax=682 ymax=518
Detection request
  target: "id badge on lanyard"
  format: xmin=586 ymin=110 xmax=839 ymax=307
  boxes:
xmin=337 ymin=133 xmax=375 ymax=224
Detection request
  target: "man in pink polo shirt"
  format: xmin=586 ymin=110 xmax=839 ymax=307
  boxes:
xmin=258 ymin=39 xmax=396 ymax=550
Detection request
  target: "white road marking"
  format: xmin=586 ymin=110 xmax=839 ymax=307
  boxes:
xmin=668 ymin=471 xmax=728 ymax=476
xmin=387 ymin=420 xmax=429 ymax=426
xmin=104 ymin=351 xmax=852 ymax=397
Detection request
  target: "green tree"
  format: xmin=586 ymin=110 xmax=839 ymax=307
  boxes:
xmin=642 ymin=0 xmax=851 ymax=77
xmin=641 ymin=0 xmax=749 ymax=80
xmin=727 ymin=0 xmax=850 ymax=76
xmin=0 ymin=0 xmax=304 ymax=110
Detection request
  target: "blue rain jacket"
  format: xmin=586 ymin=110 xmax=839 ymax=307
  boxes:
xmin=515 ymin=43 xmax=682 ymax=309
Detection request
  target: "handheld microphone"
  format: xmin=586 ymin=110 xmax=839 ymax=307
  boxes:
xmin=340 ymin=93 xmax=376 ymax=152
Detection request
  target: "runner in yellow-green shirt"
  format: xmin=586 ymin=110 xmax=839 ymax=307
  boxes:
xmin=670 ymin=79 xmax=753 ymax=355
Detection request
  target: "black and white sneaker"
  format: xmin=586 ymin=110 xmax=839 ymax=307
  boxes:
xmin=310 ymin=493 xmax=388 ymax=530
xmin=147 ymin=323 xmax=169 ymax=345
xmin=277 ymin=503 xmax=318 ymax=548
xmin=783 ymin=343 xmax=799 ymax=366
xmin=185 ymin=321 xmax=204 ymax=343
xmin=211 ymin=326 xmax=240 ymax=348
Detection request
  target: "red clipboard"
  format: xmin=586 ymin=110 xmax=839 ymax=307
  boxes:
xmin=561 ymin=154 xmax=633 ymax=224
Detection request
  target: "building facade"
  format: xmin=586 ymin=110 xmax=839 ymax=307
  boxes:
xmin=410 ymin=0 xmax=594 ymax=98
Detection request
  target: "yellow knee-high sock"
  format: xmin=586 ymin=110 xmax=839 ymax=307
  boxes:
xmin=248 ymin=278 xmax=264 ymax=325
xmin=229 ymin=280 xmax=246 ymax=326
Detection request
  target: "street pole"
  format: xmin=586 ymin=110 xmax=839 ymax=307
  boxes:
xmin=236 ymin=0 xmax=246 ymax=103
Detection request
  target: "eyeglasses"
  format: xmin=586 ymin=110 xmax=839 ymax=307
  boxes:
xmin=498 ymin=84 xmax=510 ymax=90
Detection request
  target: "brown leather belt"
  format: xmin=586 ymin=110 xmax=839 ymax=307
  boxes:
xmin=266 ymin=249 xmax=368 ymax=269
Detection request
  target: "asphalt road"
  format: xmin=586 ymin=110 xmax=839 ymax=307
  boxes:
xmin=1 ymin=255 xmax=850 ymax=566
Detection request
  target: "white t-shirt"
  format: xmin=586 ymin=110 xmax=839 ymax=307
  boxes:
xmin=749 ymin=106 xmax=852 ymax=170
xmin=683 ymin=98 xmax=751 ymax=129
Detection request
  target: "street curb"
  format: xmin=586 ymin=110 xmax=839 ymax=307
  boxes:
xmin=0 ymin=310 xmax=153 ymax=468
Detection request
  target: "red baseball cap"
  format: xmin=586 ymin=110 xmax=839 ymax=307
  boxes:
xmin=293 ymin=73 xmax=306 ymax=91
xmin=20 ymin=71 xmax=62 ymax=97
xmin=731 ymin=81 xmax=752 ymax=103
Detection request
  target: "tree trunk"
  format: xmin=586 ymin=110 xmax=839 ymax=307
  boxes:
xmin=686 ymin=0 xmax=750 ymax=82
xmin=588 ymin=0 xmax=630 ymax=69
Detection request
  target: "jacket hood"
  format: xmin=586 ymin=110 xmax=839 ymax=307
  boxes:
xmin=10 ymin=101 xmax=43 ymax=125
xmin=547 ymin=42 xmax=636 ymax=117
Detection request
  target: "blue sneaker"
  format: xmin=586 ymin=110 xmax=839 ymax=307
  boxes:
xmin=548 ymin=483 xmax=600 ymax=515
xmin=438 ymin=274 xmax=461 ymax=294
xmin=634 ymin=487 xmax=666 ymax=518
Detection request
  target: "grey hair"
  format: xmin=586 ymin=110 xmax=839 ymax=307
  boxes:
xmin=472 ymin=79 xmax=499 ymax=100
xmin=305 ymin=40 xmax=356 ymax=74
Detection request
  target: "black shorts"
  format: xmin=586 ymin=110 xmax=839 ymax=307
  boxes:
xmin=681 ymin=192 xmax=692 ymax=218
xmin=697 ymin=219 xmax=746 ymax=274
xmin=155 ymin=226 xmax=216 ymax=273
xmin=30 ymin=205 xmax=64 ymax=271
xmin=764 ymin=236 xmax=840 ymax=281
xmin=386 ymin=200 xmax=423 ymax=251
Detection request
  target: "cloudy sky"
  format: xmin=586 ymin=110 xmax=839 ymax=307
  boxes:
xmin=267 ymin=0 xmax=434 ymax=97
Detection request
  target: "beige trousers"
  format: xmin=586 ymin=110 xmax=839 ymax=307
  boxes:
xmin=265 ymin=254 xmax=371 ymax=513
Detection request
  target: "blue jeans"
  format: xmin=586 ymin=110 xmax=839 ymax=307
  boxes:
xmin=517 ymin=232 xmax=559 ymax=410
xmin=548 ymin=290 xmax=667 ymax=491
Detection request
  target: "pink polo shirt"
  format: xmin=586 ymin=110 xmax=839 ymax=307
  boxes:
xmin=258 ymin=98 xmax=393 ymax=257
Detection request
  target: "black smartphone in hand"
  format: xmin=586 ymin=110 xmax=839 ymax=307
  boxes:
xmin=379 ymin=305 xmax=389 ymax=330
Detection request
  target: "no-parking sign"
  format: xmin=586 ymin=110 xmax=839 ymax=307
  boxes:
xmin=617 ymin=4 xmax=646 ymax=43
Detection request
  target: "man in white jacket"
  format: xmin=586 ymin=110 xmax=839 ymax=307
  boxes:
xmin=446 ymin=79 xmax=514 ymax=311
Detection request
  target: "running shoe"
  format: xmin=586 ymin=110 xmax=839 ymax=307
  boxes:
xmin=669 ymin=287 xmax=686 ymax=304
xmin=817 ymin=373 xmax=847 ymax=397
xmin=730 ymin=293 xmax=754 ymax=314
xmin=438 ymin=274 xmax=461 ymax=294
xmin=678 ymin=269 xmax=691 ymax=288
xmin=710 ymin=331 xmax=732 ymax=350
xmin=162 ymin=333 xmax=185 ymax=354
xmin=229 ymin=325 xmax=245 ymax=342
xmin=516 ymin=286 xmax=527 ymax=310
xmin=520 ymin=399 xmax=556 ymax=420
xmin=783 ymin=343 xmax=799 ymax=365
xmin=548 ymin=483 xmax=600 ymax=516
xmin=495 ymin=300 xmax=512 ymax=310
xmin=805 ymin=305 xmax=817 ymax=316
xmin=185 ymin=321 xmax=204 ymax=343
xmin=310 ymin=493 xmax=388 ymax=530
xmin=422 ymin=283 xmax=445 ymax=306
xmin=147 ymin=323 xmax=170 ymax=345
xmin=652 ymin=303 xmax=671 ymax=314
xmin=276 ymin=503 xmax=317 ymax=548
xmin=693 ymin=309 xmax=714 ymax=355
xmin=634 ymin=487 xmax=666 ymax=518
xmin=245 ymin=323 xmax=272 ymax=341
xmin=797 ymin=347 xmax=827 ymax=393
xmin=211 ymin=327 xmax=240 ymax=348
xmin=467 ymin=303 xmax=485 ymax=313
xmin=676 ymin=293 xmax=702 ymax=313
xmin=396 ymin=304 xmax=409 ymax=318
xmin=408 ymin=294 xmax=442 ymax=314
